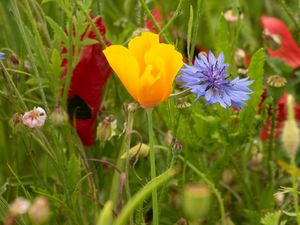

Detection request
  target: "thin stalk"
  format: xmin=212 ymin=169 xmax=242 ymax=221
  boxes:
xmin=267 ymin=99 xmax=276 ymax=185
xmin=178 ymin=155 xmax=226 ymax=225
xmin=159 ymin=0 xmax=184 ymax=35
xmin=109 ymin=105 xmax=135 ymax=211
xmin=76 ymin=1 xmax=107 ymax=47
xmin=190 ymin=0 xmax=203 ymax=61
xmin=291 ymin=156 xmax=300 ymax=225
xmin=139 ymin=0 xmax=170 ymax=43
xmin=62 ymin=14 xmax=74 ymax=106
xmin=22 ymin=0 xmax=49 ymax=68
xmin=0 ymin=62 xmax=27 ymax=110
xmin=10 ymin=0 xmax=49 ymax=111
xmin=146 ymin=108 xmax=159 ymax=225
xmin=277 ymin=0 xmax=300 ymax=31
xmin=114 ymin=167 xmax=178 ymax=225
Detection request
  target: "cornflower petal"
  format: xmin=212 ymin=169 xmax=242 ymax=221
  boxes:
xmin=177 ymin=51 xmax=253 ymax=110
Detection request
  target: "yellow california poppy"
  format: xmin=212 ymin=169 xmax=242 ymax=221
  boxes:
xmin=103 ymin=32 xmax=183 ymax=108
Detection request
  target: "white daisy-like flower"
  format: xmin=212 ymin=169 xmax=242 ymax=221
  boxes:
xmin=22 ymin=107 xmax=47 ymax=128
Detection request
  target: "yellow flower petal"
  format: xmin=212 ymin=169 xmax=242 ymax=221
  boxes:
xmin=145 ymin=43 xmax=183 ymax=100
xmin=128 ymin=32 xmax=159 ymax=74
xmin=103 ymin=45 xmax=140 ymax=100
xmin=137 ymin=59 xmax=166 ymax=108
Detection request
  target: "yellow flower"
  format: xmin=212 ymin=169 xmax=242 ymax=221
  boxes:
xmin=103 ymin=32 xmax=183 ymax=108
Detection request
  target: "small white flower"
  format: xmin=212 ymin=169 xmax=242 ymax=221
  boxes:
xmin=9 ymin=197 xmax=31 ymax=216
xmin=22 ymin=107 xmax=47 ymax=128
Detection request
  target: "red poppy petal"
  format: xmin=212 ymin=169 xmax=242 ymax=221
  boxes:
xmin=62 ymin=17 xmax=112 ymax=146
xmin=260 ymin=16 xmax=300 ymax=68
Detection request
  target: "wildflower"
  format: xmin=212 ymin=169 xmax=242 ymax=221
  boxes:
xmin=0 ymin=52 xmax=5 ymax=60
xmin=261 ymin=16 xmax=300 ymax=68
xmin=61 ymin=16 xmax=112 ymax=146
xmin=224 ymin=9 xmax=244 ymax=23
xmin=22 ymin=107 xmax=47 ymax=128
xmin=177 ymin=51 xmax=253 ymax=110
xmin=28 ymin=197 xmax=50 ymax=224
xmin=9 ymin=197 xmax=30 ymax=216
xmin=5 ymin=198 xmax=30 ymax=225
xmin=103 ymin=32 xmax=183 ymax=108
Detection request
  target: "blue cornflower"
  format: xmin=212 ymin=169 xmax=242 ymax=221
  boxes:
xmin=176 ymin=51 xmax=254 ymax=110
xmin=0 ymin=52 xmax=5 ymax=60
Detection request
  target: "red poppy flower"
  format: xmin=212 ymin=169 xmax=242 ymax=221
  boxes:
xmin=61 ymin=17 xmax=112 ymax=146
xmin=260 ymin=16 xmax=300 ymax=69
xmin=260 ymin=93 xmax=300 ymax=141
xmin=145 ymin=8 xmax=163 ymax=32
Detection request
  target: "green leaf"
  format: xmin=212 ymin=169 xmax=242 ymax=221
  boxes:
xmin=237 ymin=49 xmax=265 ymax=136
xmin=50 ymin=49 xmax=63 ymax=76
xmin=216 ymin=14 xmax=230 ymax=62
xmin=246 ymin=48 xmax=265 ymax=112
xmin=79 ymin=38 xmax=99 ymax=47
xmin=46 ymin=16 xmax=68 ymax=44
xmin=261 ymin=211 xmax=286 ymax=225
xmin=67 ymin=154 xmax=82 ymax=191
xmin=187 ymin=4 xmax=193 ymax=62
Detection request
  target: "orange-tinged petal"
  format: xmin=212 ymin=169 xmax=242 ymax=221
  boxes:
xmin=138 ymin=59 xmax=166 ymax=108
xmin=145 ymin=43 xmax=183 ymax=100
xmin=103 ymin=45 xmax=140 ymax=100
xmin=128 ymin=32 xmax=159 ymax=74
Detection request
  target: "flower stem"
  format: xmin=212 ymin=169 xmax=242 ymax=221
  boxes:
xmin=146 ymin=108 xmax=159 ymax=225
xmin=139 ymin=0 xmax=170 ymax=43
xmin=267 ymin=99 xmax=276 ymax=185
xmin=291 ymin=156 xmax=300 ymax=225
xmin=114 ymin=167 xmax=178 ymax=225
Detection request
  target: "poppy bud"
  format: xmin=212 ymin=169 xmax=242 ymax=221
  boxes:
xmin=183 ymin=183 xmax=211 ymax=222
xmin=97 ymin=201 xmax=113 ymax=225
xmin=50 ymin=106 xmax=68 ymax=126
xmin=267 ymin=75 xmax=287 ymax=88
xmin=282 ymin=95 xmax=300 ymax=158
xmin=120 ymin=143 xmax=150 ymax=160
